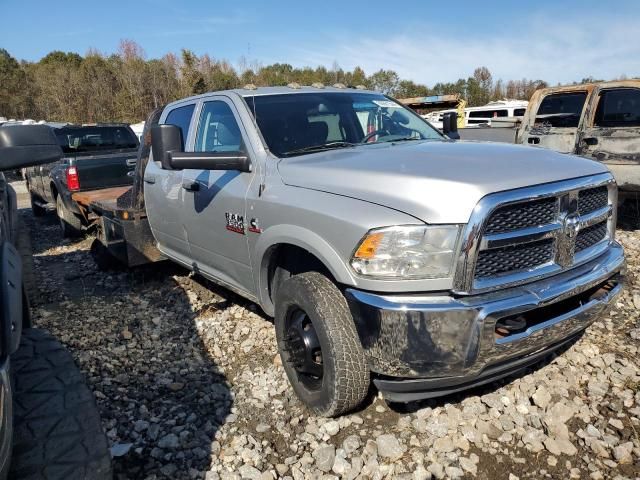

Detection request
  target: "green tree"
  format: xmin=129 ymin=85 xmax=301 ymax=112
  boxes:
xmin=369 ymin=69 xmax=400 ymax=95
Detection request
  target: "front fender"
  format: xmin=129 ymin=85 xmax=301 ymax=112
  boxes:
xmin=254 ymin=224 xmax=356 ymax=316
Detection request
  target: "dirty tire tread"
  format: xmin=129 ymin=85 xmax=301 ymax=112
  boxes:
xmin=29 ymin=194 xmax=46 ymax=217
xmin=9 ymin=328 xmax=112 ymax=480
xmin=276 ymin=272 xmax=369 ymax=417
xmin=55 ymin=196 xmax=82 ymax=239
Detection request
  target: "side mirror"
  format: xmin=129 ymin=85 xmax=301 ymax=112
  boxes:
xmin=151 ymin=124 xmax=182 ymax=170
xmin=151 ymin=124 xmax=251 ymax=173
xmin=0 ymin=125 xmax=63 ymax=170
xmin=442 ymin=112 xmax=460 ymax=140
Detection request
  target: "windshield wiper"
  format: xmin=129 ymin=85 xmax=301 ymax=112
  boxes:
xmin=282 ymin=141 xmax=357 ymax=157
xmin=384 ymin=136 xmax=423 ymax=143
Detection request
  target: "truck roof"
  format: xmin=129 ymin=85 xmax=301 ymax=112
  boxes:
xmin=164 ymin=85 xmax=381 ymax=109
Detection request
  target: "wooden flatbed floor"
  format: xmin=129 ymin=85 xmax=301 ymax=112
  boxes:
xmin=72 ymin=186 xmax=132 ymax=209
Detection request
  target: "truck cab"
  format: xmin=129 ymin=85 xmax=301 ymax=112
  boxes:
xmin=518 ymin=81 xmax=640 ymax=197
xmin=130 ymin=85 xmax=624 ymax=416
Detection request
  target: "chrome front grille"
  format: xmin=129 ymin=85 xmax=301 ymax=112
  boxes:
xmin=578 ymin=186 xmax=608 ymax=215
xmin=453 ymin=173 xmax=616 ymax=294
xmin=575 ymin=221 xmax=608 ymax=253
xmin=484 ymin=197 xmax=558 ymax=234
xmin=475 ymin=239 xmax=554 ymax=278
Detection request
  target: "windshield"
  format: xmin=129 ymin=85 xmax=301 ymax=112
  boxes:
xmin=244 ymin=92 xmax=443 ymax=157
xmin=55 ymin=126 xmax=139 ymax=154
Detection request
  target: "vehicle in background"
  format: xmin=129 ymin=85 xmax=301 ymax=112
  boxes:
xmin=458 ymin=81 xmax=640 ymax=200
xmin=24 ymin=123 xmax=139 ymax=237
xmin=519 ymin=81 xmax=640 ymax=199
xmin=0 ymin=125 xmax=60 ymax=478
xmin=424 ymin=99 xmax=528 ymax=129
xmin=78 ymin=85 xmax=623 ymax=417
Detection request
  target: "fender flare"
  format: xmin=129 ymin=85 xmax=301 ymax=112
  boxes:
xmin=253 ymin=224 xmax=356 ymax=316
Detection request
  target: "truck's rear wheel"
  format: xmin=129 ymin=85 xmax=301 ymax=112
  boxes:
xmin=55 ymin=195 xmax=82 ymax=238
xmin=29 ymin=193 xmax=46 ymax=217
xmin=275 ymin=271 xmax=369 ymax=417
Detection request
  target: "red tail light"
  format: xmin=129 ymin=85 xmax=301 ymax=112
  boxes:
xmin=66 ymin=166 xmax=80 ymax=191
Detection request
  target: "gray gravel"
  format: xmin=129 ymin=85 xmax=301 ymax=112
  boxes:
xmin=19 ymin=190 xmax=640 ymax=479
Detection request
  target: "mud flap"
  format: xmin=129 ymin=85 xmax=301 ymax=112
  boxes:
xmin=0 ymin=242 xmax=22 ymax=356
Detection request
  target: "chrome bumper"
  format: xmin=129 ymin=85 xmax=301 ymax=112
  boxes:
xmin=345 ymin=242 xmax=625 ymax=401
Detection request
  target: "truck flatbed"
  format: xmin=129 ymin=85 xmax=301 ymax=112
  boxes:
xmin=72 ymin=186 xmax=144 ymax=218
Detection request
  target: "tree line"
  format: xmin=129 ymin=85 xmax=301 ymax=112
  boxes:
xmin=0 ymin=39 xmax=617 ymax=124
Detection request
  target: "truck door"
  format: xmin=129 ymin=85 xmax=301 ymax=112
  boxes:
xmin=519 ymin=90 xmax=589 ymax=153
xmin=576 ymin=85 xmax=640 ymax=192
xmin=180 ymin=97 xmax=256 ymax=293
xmin=144 ymin=102 xmax=195 ymax=264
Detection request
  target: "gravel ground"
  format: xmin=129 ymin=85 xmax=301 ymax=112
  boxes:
xmin=17 ymin=185 xmax=640 ymax=480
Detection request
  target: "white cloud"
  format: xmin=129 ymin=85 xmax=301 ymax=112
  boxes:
xmin=283 ymin=12 xmax=640 ymax=85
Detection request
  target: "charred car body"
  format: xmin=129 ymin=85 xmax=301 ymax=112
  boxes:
xmin=82 ymin=86 xmax=625 ymax=416
xmin=519 ymin=81 xmax=640 ymax=198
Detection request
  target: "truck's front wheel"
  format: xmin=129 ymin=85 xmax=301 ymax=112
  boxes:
xmin=275 ymin=272 xmax=369 ymax=417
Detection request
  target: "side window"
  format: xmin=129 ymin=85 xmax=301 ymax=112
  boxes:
xmin=165 ymin=104 xmax=195 ymax=149
xmin=195 ymin=101 xmax=243 ymax=152
xmin=514 ymin=108 xmax=526 ymax=117
xmin=535 ymin=92 xmax=587 ymax=128
xmin=594 ymin=88 xmax=640 ymax=127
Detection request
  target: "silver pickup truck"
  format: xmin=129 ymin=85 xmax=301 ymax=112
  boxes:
xmin=97 ymin=85 xmax=626 ymax=416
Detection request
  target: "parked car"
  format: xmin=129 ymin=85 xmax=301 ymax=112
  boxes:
xmin=424 ymin=99 xmax=528 ymax=129
xmin=458 ymin=81 xmax=640 ymax=201
xmin=0 ymin=125 xmax=112 ymax=478
xmin=80 ymin=85 xmax=624 ymax=416
xmin=519 ymin=81 xmax=640 ymax=199
xmin=25 ymin=123 xmax=139 ymax=237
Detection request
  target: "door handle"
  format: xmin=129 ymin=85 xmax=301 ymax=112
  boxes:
xmin=583 ymin=137 xmax=598 ymax=146
xmin=528 ymin=137 xmax=540 ymax=145
xmin=182 ymin=181 xmax=200 ymax=192
xmin=144 ymin=176 xmax=155 ymax=184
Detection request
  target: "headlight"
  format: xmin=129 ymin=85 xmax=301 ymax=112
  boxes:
xmin=350 ymin=225 xmax=461 ymax=279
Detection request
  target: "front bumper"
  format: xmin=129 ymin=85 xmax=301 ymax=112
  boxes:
xmin=345 ymin=242 xmax=625 ymax=402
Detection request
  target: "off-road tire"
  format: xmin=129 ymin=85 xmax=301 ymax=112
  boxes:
xmin=9 ymin=328 xmax=112 ymax=479
xmin=90 ymin=238 xmax=121 ymax=271
xmin=29 ymin=193 xmax=46 ymax=217
xmin=275 ymin=271 xmax=369 ymax=417
xmin=55 ymin=195 xmax=82 ymax=238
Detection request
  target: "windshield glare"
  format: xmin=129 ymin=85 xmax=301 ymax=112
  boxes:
xmin=245 ymin=92 xmax=442 ymax=157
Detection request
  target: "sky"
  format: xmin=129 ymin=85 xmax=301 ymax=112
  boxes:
xmin=1 ymin=0 xmax=639 ymax=86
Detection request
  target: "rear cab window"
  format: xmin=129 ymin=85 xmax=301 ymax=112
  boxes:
xmin=55 ymin=126 xmax=139 ymax=154
xmin=594 ymin=88 xmax=640 ymax=127
xmin=535 ymin=92 xmax=587 ymax=128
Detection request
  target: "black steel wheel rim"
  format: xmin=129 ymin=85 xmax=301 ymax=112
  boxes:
xmin=285 ymin=308 xmax=323 ymax=390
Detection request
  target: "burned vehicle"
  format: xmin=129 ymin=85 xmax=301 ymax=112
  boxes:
xmin=81 ymin=86 xmax=624 ymax=416
xmin=518 ymin=81 xmax=640 ymax=198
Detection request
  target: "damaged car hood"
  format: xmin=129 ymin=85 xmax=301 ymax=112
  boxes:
xmin=277 ymin=140 xmax=609 ymax=224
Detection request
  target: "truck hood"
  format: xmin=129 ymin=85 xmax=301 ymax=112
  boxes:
xmin=277 ymin=140 xmax=609 ymax=224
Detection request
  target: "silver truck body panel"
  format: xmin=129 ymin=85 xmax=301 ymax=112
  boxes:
xmin=278 ymin=140 xmax=608 ymax=224
xmin=143 ymin=87 xmax=625 ymax=391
